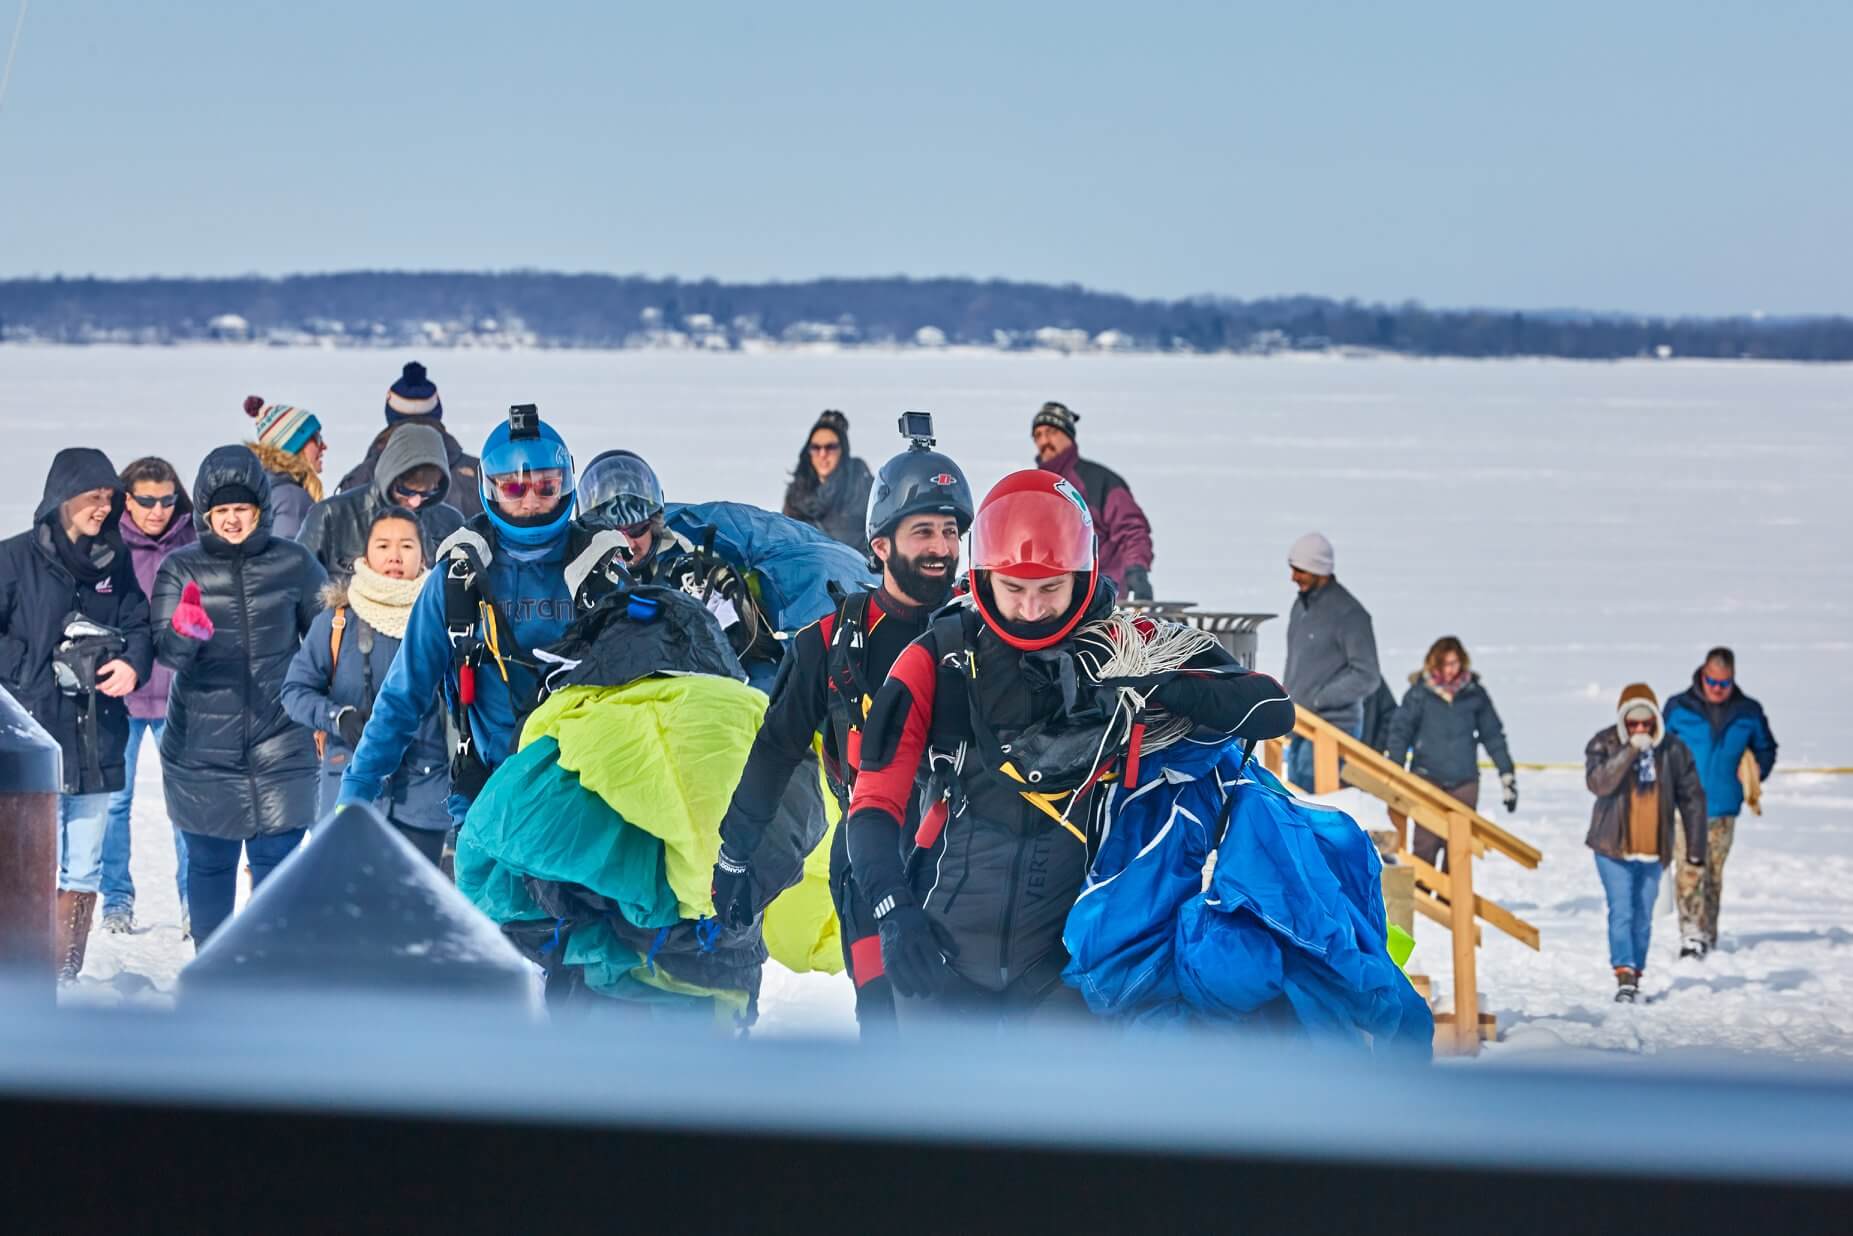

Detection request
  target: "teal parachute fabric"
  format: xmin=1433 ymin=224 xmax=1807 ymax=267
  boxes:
xmin=456 ymin=737 xmax=681 ymax=932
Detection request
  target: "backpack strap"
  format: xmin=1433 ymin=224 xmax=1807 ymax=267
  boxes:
xmin=315 ymin=606 xmax=349 ymax=760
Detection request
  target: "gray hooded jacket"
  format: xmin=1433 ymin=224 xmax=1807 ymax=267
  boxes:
xmin=296 ymin=423 xmax=462 ymax=585
xmin=1281 ymin=578 xmax=1380 ymax=731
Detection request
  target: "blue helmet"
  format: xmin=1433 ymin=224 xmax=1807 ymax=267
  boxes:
xmin=479 ymin=409 xmax=576 ymax=548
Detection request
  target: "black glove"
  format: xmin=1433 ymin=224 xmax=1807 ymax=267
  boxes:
xmin=875 ymin=900 xmax=956 ymax=998
xmin=1121 ymin=565 xmax=1153 ymax=601
xmin=711 ymin=845 xmax=755 ymax=931
xmin=1500 ymin=772 xmax=1518 ymax=814
xmin=333 ymin=706 xmax=369 ymax=748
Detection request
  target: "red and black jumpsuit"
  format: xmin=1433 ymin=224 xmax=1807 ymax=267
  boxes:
xmin=845 ymin=601 xmax=1295 ymax=1027
xmin=716 ymin=585 xmax=932 ymax=1032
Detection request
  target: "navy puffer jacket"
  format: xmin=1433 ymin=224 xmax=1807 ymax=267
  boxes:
xmin=153 ymin=446 xmax=327 ymax=840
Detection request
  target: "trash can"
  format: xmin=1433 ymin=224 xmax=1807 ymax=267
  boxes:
xmin=1122 ymin=602 xmax=1275 ymax=670
xmin=0 ymin=685 xmax=60 ymax=988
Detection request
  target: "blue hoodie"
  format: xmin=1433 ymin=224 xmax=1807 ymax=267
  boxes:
xmin=338 ymin=525 xmax=573 ymax=824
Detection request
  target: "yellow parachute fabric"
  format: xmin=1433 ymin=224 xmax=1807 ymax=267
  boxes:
xmin=757 ymin=737 xmax=843 ymax=974
xmin=519 ymin=681 xmax=845 ymax=976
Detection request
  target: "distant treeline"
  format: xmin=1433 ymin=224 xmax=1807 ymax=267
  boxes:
xmin=2 ymin=271 xmax=1849 ymax=361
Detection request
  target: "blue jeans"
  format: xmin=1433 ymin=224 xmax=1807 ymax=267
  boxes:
xmin=1287 ymin=718 xmax=1363 ymax=790
xmin=101 ymin=718 xmax=189 ymax=914
xmin=57 ymin=792 xmax=114 ymax=893
xmin=1594 ymin=853 xmax=1663 ymax=972
xmin=182 ymin=830 xmax=306 ymax=944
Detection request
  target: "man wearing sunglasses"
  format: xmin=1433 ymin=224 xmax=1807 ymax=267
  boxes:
xmin=1661 ymin=647 xmax=1778 ymax=960
xmin=339 ymin=408 xmax=578 ymax=856
xmin=299 ymin=423 xmax=463 ymax=587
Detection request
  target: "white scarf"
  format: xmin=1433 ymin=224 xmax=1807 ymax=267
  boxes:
xmin=346 ymin=558 xmax=426 ymax=640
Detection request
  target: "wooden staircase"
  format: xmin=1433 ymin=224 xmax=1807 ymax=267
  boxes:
xmin=1260 ymin=708 xmax=1542 ymax=1055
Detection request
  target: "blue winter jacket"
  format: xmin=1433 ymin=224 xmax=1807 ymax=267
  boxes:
xmin=338 ymin=529 xmax=573 ymax=824
xmin=281 ymin=592 xmax=450 ymax=831
xmin=1662 ymin=673 xmax=1777 ymax=819
xmin=1063 ymin=741 xmax=1432 ymax=1054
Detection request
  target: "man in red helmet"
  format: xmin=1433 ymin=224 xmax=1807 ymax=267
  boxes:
xmin=845 ymin=470 xmax=1295 ymax=1028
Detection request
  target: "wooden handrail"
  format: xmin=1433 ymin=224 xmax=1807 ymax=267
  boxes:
xmin=1260 ymin=706 xmax=1544 ymax=1055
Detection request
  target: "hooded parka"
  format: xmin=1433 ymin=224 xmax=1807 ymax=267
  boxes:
xmin=296 ymin=422 xmax=463 ymax=583
xmin=152 ymin=446 xmax=328 ymax=840
xmin=0 ymin=449 xmax=154 ymax=795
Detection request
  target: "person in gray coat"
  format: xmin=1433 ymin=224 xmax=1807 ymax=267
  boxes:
xmin=296 ymin=422 xmax=462 ymax=586
xmin=1281 ymin=531 xmax=1380 ymax=789
xmin=1385 ymin=636 xmax=1518 ymax=869
xmin=282 ymin=508 xmax=450 ymax=865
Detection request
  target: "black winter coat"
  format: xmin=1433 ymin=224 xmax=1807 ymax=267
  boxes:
xmin=0 ymin=449 xmax=154 ymax=795
xmin=1385 ymin=672 xmax=1515 ymax=789
xmin=153 ymin=446 xmax=328 ymax=840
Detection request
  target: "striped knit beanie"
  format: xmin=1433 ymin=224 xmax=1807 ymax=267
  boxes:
xmin=243 ymin=395 xmax=322 ymax=454
xmin=1032 ymin=400 xmax=1079 ymax=441
xmin=385 ymin=361 xmax=443 ymax=423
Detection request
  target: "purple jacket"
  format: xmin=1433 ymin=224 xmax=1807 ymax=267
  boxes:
xmin=122 ymin=513 xmax=197 ymax=720
xmin=1036 ymin=444 xmax=1153 ymax=592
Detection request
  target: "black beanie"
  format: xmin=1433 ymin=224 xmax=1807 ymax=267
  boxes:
xmin=1032 ymin=400 xmax=1079 ymax=440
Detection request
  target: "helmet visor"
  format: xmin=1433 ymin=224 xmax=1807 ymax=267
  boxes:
xmin=970 ymin=488 xmax=1095 ymax=579
xmin=482 ymin=437 xmax=575 ymax=503
xmin=578 ymin=453 xmax=663 ymax=529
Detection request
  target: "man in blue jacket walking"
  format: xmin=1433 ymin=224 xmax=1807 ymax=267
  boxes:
xmin=1662 ymin=646 xmax=1777 ymax=959
xmin=339 ymin=407 xmax=578 ymax=866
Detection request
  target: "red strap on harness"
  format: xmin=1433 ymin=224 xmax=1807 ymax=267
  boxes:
xmin=850 ymin=934 xmax=885 ymax=986
xmin=458 ymin=662 xmax=476 ymax=707
xmin=846 ymin=726 xmax=863 ymax=773
xmin=915 ymin=798 xmax=950 ymax=850
xmin=1125 ymin=720 xmax=1146 ymax=790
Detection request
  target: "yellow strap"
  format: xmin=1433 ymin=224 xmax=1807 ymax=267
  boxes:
xmin=998 ymin=761 xmax=1087 ymax=844
xmin=480 ymin=600 xmax=511 ymax=684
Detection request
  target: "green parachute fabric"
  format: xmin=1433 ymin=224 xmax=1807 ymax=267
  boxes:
xmin=455 ymin=737 xmax=680 ymax=931
xmin=516 ymin=681 xmax=844 ymax=977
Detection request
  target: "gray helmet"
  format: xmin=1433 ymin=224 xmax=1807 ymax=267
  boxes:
xmin=865 ymin=446 xmax=974 ymax=548
xmin=577 ymin=450 xmax=664 ymax=531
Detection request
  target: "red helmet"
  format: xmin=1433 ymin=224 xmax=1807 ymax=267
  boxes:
xmin=969 ymin=469 xmax=1099 ymax=650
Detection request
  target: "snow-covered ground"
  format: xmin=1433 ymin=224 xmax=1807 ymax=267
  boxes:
xmin=11 ymin=344 xmax=1846 ymax=1057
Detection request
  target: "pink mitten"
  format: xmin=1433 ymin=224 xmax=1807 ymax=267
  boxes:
xmin=172 ymin=580 xmax=215 ymax=641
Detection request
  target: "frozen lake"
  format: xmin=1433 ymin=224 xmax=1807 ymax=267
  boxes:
xmin=5 ymin=343 xmax=1845 ymax=763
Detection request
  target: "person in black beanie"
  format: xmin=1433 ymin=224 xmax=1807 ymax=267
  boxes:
xmin=337 ymin=361 xmax=483 ymax=520
xmin=781 ymin=410 xmax=873 ymax=548
xmin=1030 ymin=400 xmax=1155 ymax=600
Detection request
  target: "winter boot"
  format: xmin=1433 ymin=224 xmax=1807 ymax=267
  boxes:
xmin=1613 ymin=966 xmax=1639 ymax=1004
xmin=55 ymin=891 xmax=99 ymax=984
xmin=101 ymin=905 xmax=135 ymax=934
xmin=1679 ymin=936 xmax=1708 ymax=961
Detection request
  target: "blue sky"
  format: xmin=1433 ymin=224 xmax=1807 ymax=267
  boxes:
xmin=0 ymin=1 xmax=1846 ymax=315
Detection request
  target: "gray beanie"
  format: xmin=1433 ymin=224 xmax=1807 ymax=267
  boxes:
xmin=1288 ymin=531 xmax=1335 ymax=576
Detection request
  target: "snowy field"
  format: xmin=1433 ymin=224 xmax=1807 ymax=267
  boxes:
xmin=8 ymin=344 xmax=1848 ymax=1057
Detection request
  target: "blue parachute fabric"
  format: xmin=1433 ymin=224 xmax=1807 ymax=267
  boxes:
xmin=1061 ymin=741 xmax=1433 ymax=1055
xmin=664 ymin=501 xmax=878 ymax=633
xmin=1061 ymin=740 xmax=1224 ymax=1018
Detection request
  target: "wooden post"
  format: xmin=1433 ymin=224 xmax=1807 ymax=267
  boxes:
xmin=1263 ymin=738 xmax=1283 ymax=777
xmin=1387 ymin=807 xmax=1409 ymax=853
xmin=1313 ymin=733 xmax=1340 ymax=794
xmin=1447 ymin=809 xmax=1480 ymax=1056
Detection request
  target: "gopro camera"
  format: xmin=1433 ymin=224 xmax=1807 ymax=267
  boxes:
xmin=898 ymin=410 xmax=936 ymax=450
xmin=508 ymin=403 xmax=540 ymax=439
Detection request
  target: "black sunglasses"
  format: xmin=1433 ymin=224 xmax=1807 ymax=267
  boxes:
xmin=130 ymin=493 xmax=179 ymax=510
xmin=391 ymin=480 xmax=445 ymax=502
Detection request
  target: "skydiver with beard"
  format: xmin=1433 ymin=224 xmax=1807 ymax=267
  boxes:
xmin=711 ymin=418 xmax=974 ymax=1035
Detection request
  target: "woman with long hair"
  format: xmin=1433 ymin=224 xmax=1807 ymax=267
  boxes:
xmin=781 ymin=410 xmax=873 ymax=548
